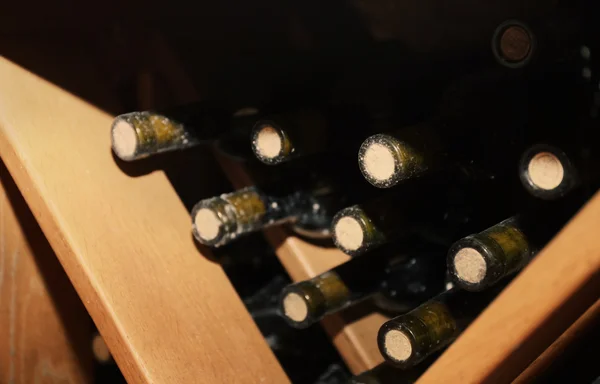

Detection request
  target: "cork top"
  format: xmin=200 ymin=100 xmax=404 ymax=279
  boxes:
xmin=453 ymin=247 xmax=487 ymax=284
xmin=499 ymin=25 xmax=532 ymax=63
xmin=194 ymin=208 xmax=223 ymax=242
xmin=334 ymin=216 xmax=364 ymax=251
xmin=362 ymin=142 xmax=396 ymax=183
xmin=111 ymin=119 xmax=139 ymax=160
xmin=92 ymin=334 xmax=112 ymax=364
xmin=527 ymin=151 xmax=564 ymax=191
xmin=283 ymin=292 xmax=308 ymax=323
xmin=254 ymin=126 xmax=283 ymax=159
xmin=383 ymin=329 xmax=413 ymax=362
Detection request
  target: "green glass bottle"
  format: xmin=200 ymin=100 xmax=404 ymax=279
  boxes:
xmin=377 ymin=287 xmax=503 ymax=368
xmin=357 ymin=121 xmax=446 ymax=189
xmin=279 ymin=242 xmax=446 ymax=328
xmin=111 ymin=103 xmax=230 ymax=161
xmin=192 ymin=185 xmax=336 ymax=247
xmin=447 ymin=205 xmax=575 ymax=291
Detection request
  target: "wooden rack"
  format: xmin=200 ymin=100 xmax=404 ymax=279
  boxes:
xmin=0 ymin=56 xmax=599 ymax=383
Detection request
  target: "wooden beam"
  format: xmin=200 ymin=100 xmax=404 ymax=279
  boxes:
xmin=0 ymin=57 xmax=289 ymax=384
xmin=514 ymin=299 xmax=600 ymax=383
xmin=418 ymin=191 xmax=600 ymax=384
xmin=0 ymin=161 xmax=93 ymax=384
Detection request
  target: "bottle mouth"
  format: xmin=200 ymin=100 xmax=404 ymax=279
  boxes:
xmin=448 ymin=235 xmax=507 ymax=291
xmin=332 ymin=206 xmax=379 ymax=256
xmin=111 ymin=116 xmax=141 ymax=161
xmin=382 ymin=329 xmax=414 ymax=363
xmin=359 ymin=134 xmax=403 ymax=188
xmin=526 ymin=151 xmax=565 ymax=191
xmin=452 ymin=247 xmax=488 ymax=285
xmin=492 ymin=20 xmax=536 ymax=69
xmin=281 ymin=291 xmax=309 ymax=323
xmin=194 ymin=208 xmax=224 ymax=242
xmin=519 ymin=144 xmax=573 ymax=200
xmin=333 ymin=216 xmax=365 ymax=252
xmin=251 ymin=122 xmax=293 ymax=164
xmin=192 ymin=198 xmax=233 ymax=247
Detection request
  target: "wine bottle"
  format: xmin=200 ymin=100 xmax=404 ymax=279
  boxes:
xmin=447 ymin=206 xmax=575 ymax=291
xmin=111 ymin=103 xmax=230 ymax=161
xmin=519 ymin=143 xmax=579 ymax=200
xmin=491 ymin=19 xmax=537 ymax=69
xmin=279 ymin=241 xmax=447 ymax=328
xmin=192 ymin=184 xmax=338 ymax=247
xmin=377 ymin=286 xmax=503 ymax=368
xmin=491 ymin=13 xmax=582 ymax=70
xmin=358 ymin=67 xmax=531 ymax=190
xmin=357 ymin=120 xmax=446 ymax=188
xmin=251 ymin=105 xmax=372 ymax=165
xmin=332 ymin=168 xmax=514 ymax=256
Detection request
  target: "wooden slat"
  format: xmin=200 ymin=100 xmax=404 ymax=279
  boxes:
xmin=418 ymin=191 xmax=600 ymax=384
xmin=0 ymin=57 xmax=289 ymax=384
xmin=0 ymin=162 xmax=93 ymax=384
xmin=514 ymin=298 xmax=600 ymax=383
xmin=218 ymin=155 xmax=387 ymax=374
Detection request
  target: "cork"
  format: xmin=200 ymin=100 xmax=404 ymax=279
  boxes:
xmin=527 ymin=152 xmax=564 ymax=190
xmin=194 ymin=208 xmax=223 ymax=241
xmin=334 ymin=216 xmax=364 ymax=251
xmin=255 ymin=126 xmax=282 ymax=159
xmin=92 ymin=333 xmax=112 ymax=364
xmin=453 ymin=247 xmax=487 ymax=284
xmin=283 ymin=292 xmax=308 ymax=322
xmin=363 ymin=142 xmax=396 ymax=182
xmin=500 ymin=25 xmax=532 ymax=62
xmin=111 ymin=119 xmax=139 ymax=159
xmin=383 ymin=329 xmax=413 ymax=362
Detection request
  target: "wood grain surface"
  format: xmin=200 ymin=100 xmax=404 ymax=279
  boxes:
xmin=418 ymin=191 xmax=600 ymax=384
xmin=0 ymin=57 xmax=289 ymax=384
xmin=0 ymin=162 xmax=93 ymax=383
xmin=218 ymin=155 xmax=388 ymax=374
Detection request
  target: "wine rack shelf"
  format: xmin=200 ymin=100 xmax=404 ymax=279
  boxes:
xmin=0 ymin=56 xmax=599 ymax=383
xmin=0 ymin=57 xmax=288 ymax=384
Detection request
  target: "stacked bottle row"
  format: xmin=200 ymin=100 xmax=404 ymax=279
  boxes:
xmin=109 ymin=11 xmax=597 ymax=384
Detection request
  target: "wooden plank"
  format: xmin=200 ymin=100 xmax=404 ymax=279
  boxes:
xmin=218 ymin=155 xmax=387 ymax=374
xmin=418 ymin=191 xmax=600 ymax=384
xmin=0 ymin=57 xmax=289 ymax=384
xmin=0 ymin=161 xmax=93 ymax=383
xmin=514 ymin=298 xmax=600 ymax=383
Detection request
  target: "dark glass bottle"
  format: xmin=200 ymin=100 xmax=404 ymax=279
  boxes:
xmin=377 ymin=286 xmax=504 ymax=368
xmin=279 ymin=241 xmax=447 ymax=328
xmin=251 ymin=105 xmax=372 ymax=165
xmin=447 ymin=204 xmax=577 ymax=291
xmin=331 ymin=169 xmax=514 ymax=256
xmin=519 ymin=143 xmax=580 ymax=200
xmin=357 ymin=120 xmax=447 ymax=188
xmin=111 ymin=102 xmax=231 ymax=161
xmin=192 ymin=185 xmax=338 ymax=247
xmin=491 ymin=13 xmax=583 ymax=70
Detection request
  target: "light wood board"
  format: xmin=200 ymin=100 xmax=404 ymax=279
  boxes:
xmin=0 ymin=162 xmax=93 ymax=383
xmin=0 ymin=57 xmax=289 ymax=384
